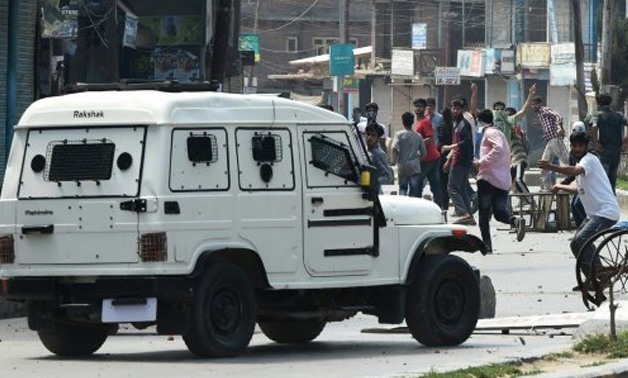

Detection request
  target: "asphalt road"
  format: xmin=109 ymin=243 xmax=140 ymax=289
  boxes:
xmin=0 ymin=217 xmax=607 ymax=378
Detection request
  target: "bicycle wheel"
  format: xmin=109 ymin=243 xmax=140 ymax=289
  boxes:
xmin=587 ymin=229 xmax=628 ymax=307
xmin=575 ymin=228 xmax=624 ymax=309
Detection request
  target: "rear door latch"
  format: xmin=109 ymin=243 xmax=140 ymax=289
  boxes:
xmin=120 ymin=199 xmax=147 ymax=213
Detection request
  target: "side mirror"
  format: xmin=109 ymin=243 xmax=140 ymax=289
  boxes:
xmin=360 ymin=165 xmax=378 ymax=201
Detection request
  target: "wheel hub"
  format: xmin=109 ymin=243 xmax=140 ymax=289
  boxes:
xmin=210 ymin=288 xmax=241 ymax=335
xmin=434 ymin=280 xmax=464 ymax=323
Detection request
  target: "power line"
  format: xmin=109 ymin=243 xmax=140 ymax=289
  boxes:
xmin=257 ymin=0 xmax=322 ymax=33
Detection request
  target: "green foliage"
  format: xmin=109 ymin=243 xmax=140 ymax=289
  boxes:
xmin=419 ymin=363 xmax=539 ymax=378
xmin=573 ymin=330 xmax=628 ymax=358
xmin=617 ymin=175 xmax=628 ymax=191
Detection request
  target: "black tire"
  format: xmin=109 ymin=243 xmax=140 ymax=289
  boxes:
xmin=585 ymin=229 xmax=628 ymax=307
xmin=405 ymin=254 xmax=479 ymax=347
xmin=37 ymin=322 xmax=110 ymax=357
xmin=575 ymin=228 xmax=622 ymax=309
xmin=258 ymin=320 xmax=326 ymax=344
xmin=183 ymin=262 xmax=256 ymax=358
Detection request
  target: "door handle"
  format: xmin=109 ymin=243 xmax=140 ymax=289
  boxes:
xmin=311 ymin=197 xmax=324 ymax=205
xmin=22 ymin=225 xmax=54 ymax=234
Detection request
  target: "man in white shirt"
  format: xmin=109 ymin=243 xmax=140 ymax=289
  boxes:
xmin=538 ymin=131 xmax=620 ymax=289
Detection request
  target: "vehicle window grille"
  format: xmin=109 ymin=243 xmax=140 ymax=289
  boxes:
xmin=310 ymin=135 xmax=358 ymax=182
xmin=187 ymin=133 xmax=218 ymax=164
xmin=252 ymin=133 xmax=283 ymax=162
xmin=45 ymin=140 xmax=115 ymax=182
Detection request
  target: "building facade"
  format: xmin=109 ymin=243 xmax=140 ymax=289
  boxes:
xmin=248 ymin=0 xmax=612 ymax=165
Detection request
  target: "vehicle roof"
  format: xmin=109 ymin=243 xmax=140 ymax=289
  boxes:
xmin=17 ymin=91 xmax=348 ymax=128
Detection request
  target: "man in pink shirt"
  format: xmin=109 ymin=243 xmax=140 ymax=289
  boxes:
xmin=473 ymin=109 xmax=523 ymax=253
xmin=414 ymin=98 xmax=442 ymax=208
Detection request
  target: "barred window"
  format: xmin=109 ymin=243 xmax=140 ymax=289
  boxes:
xmin=309 ymin=135 xmax=358 ymax=182
xmin=187 ymin=134 xmax=218 ymax=164
xmin=252 ymin=133 xmax=283 ymax=163
xmin=46 ymin=140 xmax=115 ymax=182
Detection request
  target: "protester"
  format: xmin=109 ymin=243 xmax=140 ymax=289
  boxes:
xmin=473 ymin=109 xmax=522 ymax=253
xmin=414 ymin=98 xmax=442 ymax=208
xmin=391 ymin=112 xmax=426 ymax=197
xmin=442 ymin=99 xmax=475 ymax=225
xmin=365 ymin=123 xmax=394 ymax=191
xmin=358 ymin=102 xmax=388 ymax=152
xmin=538 ymin=131 xmax=620 ymax=290
xmin=438 ymin=107 xmax=454 ymax=211
xmin=530 ymin=95 xmax=568 ymax=190
xmin=591 ymin=92 xmax=628 ymax=193
xmin=426 ymin=97 xmax=442 ymax=147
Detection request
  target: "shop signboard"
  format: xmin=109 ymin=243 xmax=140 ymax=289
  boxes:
xmin=434 ymin=67 xmax=460 ymax=85
xmin=412 ymin=23 xmax=427 ymax=50
xmin=457 ymin=50 xmax=484 ymax=77
xmin=140 ymin=16 xmax=203 ymax=46
xmin=517 ymin=43 xmax=551 ymax=68
xmin=484 ymin=49 xmax=515 ymax=75
xmin=239 ymin=33 xmax=261 ymax=63
xmin=123 ymin=14 xmax=139 ymax=49
xmin=391 ymin=49 xmax=414 ymax=76
xmin=41 ymin=0 xmax=78 ymax=38
xmin=550 ymin=43 xmax=576 ymax=86
xmin=329 ymin=44 xmax=355 ymax=76
xmin=154 ymin=47 xmax=201 ymax=82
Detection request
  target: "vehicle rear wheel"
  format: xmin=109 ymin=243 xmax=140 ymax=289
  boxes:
xmin=183 ymin=262 xmax=256 ymax=358
xmin=258 ymin=320 xmax=326 ymax=344
xmin=37 ymin=322 xmax=110 ymax=357
xmin=405 ymin=254 xmax=479 ymax=346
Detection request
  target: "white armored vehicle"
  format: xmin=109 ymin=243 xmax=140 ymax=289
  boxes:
xmin=0 ymin=85 xmax=487 ymax=357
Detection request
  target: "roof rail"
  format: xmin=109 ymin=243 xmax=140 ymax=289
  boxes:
xmin=66 ymin=80 xmax=220 ymax=93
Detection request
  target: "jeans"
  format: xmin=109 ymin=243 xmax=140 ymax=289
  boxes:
xmin=419 ymin=159 xmax=443 ymax=208
xmin=541 ymin=138 xmax=569 ymax=190
xmin=399 ymin=174 xmax=422 ymax=197
xmin=510 ymin=162 xmax=530 ymax=194
xmin=448 ymin=165 xmax=473 ymax=216
xmin=570 ymin=215 xmax=618 ymax=280
xmin=600 ymin=151 xmax=620 ymax=194
xmin=438 ymin=155 xmax=450 ymax=211
xmin=477 ymin=179 xmax=512 ymax=249
xmin=571 ymin=195 xmax=586 ymax=228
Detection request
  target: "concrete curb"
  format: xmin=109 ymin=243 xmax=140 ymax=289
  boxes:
xmin=532 ymin=360 xmax=628 ymax=378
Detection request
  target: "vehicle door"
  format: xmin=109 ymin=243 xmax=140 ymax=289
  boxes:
xmin=16 ymin=126 xmax=145 ymax=265
xmin=300 ymin=128 xmax=376 ymax=277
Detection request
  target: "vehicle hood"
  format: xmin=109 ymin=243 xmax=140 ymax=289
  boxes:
xmin=378 ymin=195 xmax=444 ymax=225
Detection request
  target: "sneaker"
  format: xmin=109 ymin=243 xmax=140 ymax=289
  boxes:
xmin=454 ymin=216 xmax=476 ymax=226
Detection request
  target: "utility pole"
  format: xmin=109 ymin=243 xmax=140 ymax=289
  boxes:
xmin=600 ymin=0 xmax=612 ymax=86
xmin=245 ymin=0 xmax=261 ymax=93
xmin=370 ymin=0 xmax=376 ymax=70
xmin=338 ymin=0 xmax=349 ymax=117
xmin=572 ymin=0 xmax=587 ymax=120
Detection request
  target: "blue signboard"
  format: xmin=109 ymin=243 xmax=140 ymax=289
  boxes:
xmin=329 ymin=44 xmax=355 ymax=76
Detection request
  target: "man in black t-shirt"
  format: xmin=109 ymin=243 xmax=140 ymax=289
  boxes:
xmin=591 ymin=93 xmax=628 ymax=193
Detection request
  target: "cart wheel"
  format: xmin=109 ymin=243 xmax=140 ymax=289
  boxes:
xmin=587 ymin=229 xmax=628 ymax=307
xmin=575 ymin=228 xmax=623 ymax=309
xmin=515 ymin=217 xmax=526 ymax=242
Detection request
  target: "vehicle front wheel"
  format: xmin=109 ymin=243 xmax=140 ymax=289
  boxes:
xmin=258 ymin=319 xmax=326 ymax=344
xmin=37 ymin=322 xmax=110 ymax=357
xmin=183 ymin=262 xmax=256 ymax=358
xmin=405 ymin=254 xmax=479 ymax=346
